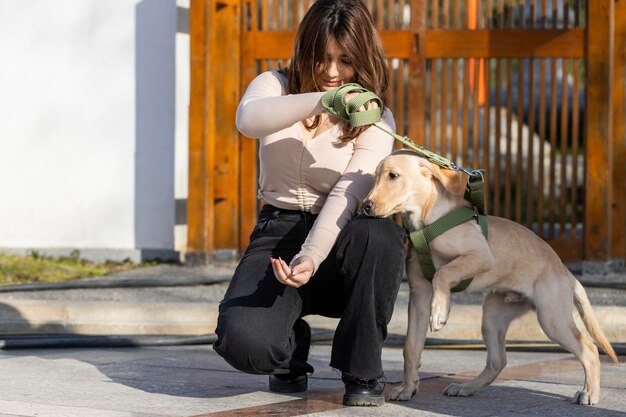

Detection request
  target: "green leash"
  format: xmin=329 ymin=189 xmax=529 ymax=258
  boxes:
xmin=322 ymin=84 xmax=457 ymax=171
xmin=322 ymin=84 xmax=488 ymax=292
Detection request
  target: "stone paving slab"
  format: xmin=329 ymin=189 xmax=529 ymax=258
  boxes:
xmin=0 ymin=345 xmax=623 ymax=417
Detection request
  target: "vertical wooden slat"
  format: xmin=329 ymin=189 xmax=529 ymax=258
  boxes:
xmin=410 ymin=0 xmax=427 ymax=145
xmin=559 ymin=58 xmax=569 ymax=236
xmin=454 ymin=0 xmax=461 ymax=29
xmin=469 ymin=0 xmax=478 ymax=167
xmin=504 ymin=58 xmax=513 ymax=219
xmin=515 ymin=58 xmax=524 ymax=223
xmin=472 ymin=55 xmax=480 ymax=168
xmin=537 ymin=57 xmax=547 ymax=237
xmin=280 ymin=0 xmax=286 ymax=29
xmin=461 ymin=58 xmax=470 ymax=167
xmin=187 ymin=0 xmax=214 ymax=261
xmin=493 ymin=58 xmax=502 ymax=216
xmin=613 ymin=0 xmax=626 ymax=259
xmin=525 ymin=0 xmax=536 ymax=229
xmin=482 ymin=58 xmax=490 ymax=210
xmin=428 ymin=1 xmax=439 ymax=150
xmin=569 ymin=0 xmax=581 ymax=240
xmin=440 ymin=2 xmax=449 ymax=157
xmin=451 ymin=58 xmax=459 ymax=163
xmin=570 ymin=58 xmax=580 ymax=238
xmin=548 ymin=57 xmax=557 ymax=238
xmin=504 ymin=0 xmax=513 ymax=220
xmin=450 ymin=0 xmax=461 ymax=164
xmin=291 ymin=0 xmax=297 ymax=29
xmin=441 ymin=59 xmax=449 ymax=157
xmin=493 ymin=0 xmax=503 ymax=216
xmin=376 ymin=0 xmax=384 ymax=28
xmin=526 ymin=58 xmax=536 ymax=229
xmin=482 ymin=1 xmax=492 ymax=214
xmin=239 ymin=0 xmax=258 ymax=250
xmin=429 ymin=61 xmax=437 ymax=149
xmin=397 ymin=59 xmax=405 ymax=137
xmin=585 ymin=0 xmax=614 ymax=263
xmin=559 ymin=2 xmax=570 ymax=235
xmin=271 ymin=0 xmax=278 ymax=30
xmin=547 ymin=4 xmax=558 ymax=238
xmin=212 ymin=0 xmax=242 ymax=249
xmin=262 ymin=0 xmax=268 ymax=30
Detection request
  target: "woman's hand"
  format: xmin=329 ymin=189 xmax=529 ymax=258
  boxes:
xmin=271 ymin=256 xmax=314 ymax=288
xmin=346 ymin=92 xmax=379 ymax=110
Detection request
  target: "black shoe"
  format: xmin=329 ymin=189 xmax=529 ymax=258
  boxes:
xmin=269 ymin=373 xmax=308 ymax=393
xmin=342 ymin=374 xmax=385 ymax=406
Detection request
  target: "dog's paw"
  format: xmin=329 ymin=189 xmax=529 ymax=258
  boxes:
xmin=443 ymin=382 xmax=476 ymax=397
xmin=390 ymin=383 xmax=417 ymax=401
xmin=573 ymin=390 xmax=599 ymax=405
xmin=429 ymin=302 xmax=448 ymax=332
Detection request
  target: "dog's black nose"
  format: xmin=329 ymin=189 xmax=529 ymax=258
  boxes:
xmin=362 ymin=199 xmax=373 ymax=215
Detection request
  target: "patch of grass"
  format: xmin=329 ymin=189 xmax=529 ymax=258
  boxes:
xmin=0 ymin=251 xmax=150 ymax=286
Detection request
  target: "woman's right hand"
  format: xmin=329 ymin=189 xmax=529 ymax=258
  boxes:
xmin=271 ymin=256 xmax=314 ymax=288
xmin=345 ymin=92 xmax=379 ymax=110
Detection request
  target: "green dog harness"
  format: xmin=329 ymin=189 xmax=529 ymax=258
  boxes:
xmin=322 ymin=84 xmax=489 ymax=292
xmin=409 ymin=205 xmax=488 ymax=292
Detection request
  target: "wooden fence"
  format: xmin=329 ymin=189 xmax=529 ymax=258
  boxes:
xmin=187 ymin=0 xmax=625 ymax=272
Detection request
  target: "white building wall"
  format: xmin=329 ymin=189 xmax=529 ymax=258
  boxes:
xmin=0 ymin=0 xmax=185 ymax=262
xmin=174 ymin=0 xmax=190 ymax=253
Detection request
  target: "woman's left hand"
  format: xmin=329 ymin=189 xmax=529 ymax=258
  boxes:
xmin=271 ymin=256 xmax=314 ymax=288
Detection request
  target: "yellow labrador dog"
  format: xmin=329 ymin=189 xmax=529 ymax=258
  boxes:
xmin=362 ymin=149 xmax=618 ymax=405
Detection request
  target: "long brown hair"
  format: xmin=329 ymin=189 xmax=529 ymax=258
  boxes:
xmin=287 ymin=0 xmax=389 ymax=141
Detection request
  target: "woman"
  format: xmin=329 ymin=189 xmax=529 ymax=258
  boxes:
xmin=213 ymin=0 xmax=406 ymax=407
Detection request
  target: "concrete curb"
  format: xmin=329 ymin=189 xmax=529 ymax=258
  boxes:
xmin=0 ymin=297 xmax=624 ymax=344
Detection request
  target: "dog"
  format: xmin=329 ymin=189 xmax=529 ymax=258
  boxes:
xmin=362 ymin=149 xmax=618 ymax=405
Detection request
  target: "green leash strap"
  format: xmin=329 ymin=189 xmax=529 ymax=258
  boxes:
xmin=321 ymin=84 xmax=458 ymax=171
xmin=322 ymin=83 xmax=489 ymax=292
xmin=409 ymin=206 xmax=487 ymax=292
xmin=465 ymin=172 xmax=487 ymax=216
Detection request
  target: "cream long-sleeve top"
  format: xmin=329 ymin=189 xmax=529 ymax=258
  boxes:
xmin=236 ymin=70 xmax=396 ymax=273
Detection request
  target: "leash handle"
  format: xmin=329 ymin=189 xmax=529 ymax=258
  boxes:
xmin=321 ymin=83 xmax=382 ymax=126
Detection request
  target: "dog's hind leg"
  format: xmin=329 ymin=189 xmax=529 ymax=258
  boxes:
xmin=390 ymin=251 xmax=433 ymax=401
xmin=535 ymin=286 xmax=602 ymax=405
xmin=444 ymin=290 xmax=531 ymax=397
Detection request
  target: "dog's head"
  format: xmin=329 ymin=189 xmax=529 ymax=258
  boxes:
xmin=362 ymin=149 xmax=465 ymax=218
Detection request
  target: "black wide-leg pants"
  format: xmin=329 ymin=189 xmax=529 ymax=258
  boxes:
xmin=213 ymin=205 xmax=406 ymax=380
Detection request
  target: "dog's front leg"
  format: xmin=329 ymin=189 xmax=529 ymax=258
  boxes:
xmin=430 ymin=249 xmax=494 ymax=331
xmin=390 ymin=249 xmax=433 ymax=401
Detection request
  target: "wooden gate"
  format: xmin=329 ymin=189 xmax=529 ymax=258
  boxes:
xmin=188 ymin=0 xmax=625 ymax=271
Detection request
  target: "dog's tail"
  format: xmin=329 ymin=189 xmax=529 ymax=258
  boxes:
xmin=572 ymin=277 xmax=619 ymax=363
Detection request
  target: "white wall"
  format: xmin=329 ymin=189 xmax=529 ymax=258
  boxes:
xmin=0 ymin=0 xmax=184 ymax=262
xmin=174 ymin=0 xmax=190 ymax=253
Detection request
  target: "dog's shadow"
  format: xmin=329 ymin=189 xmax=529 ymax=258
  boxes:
xmin=380 ymin=374 xmax=626 ymax=417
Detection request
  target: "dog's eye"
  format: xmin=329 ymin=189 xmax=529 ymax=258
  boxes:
xmin=388 ymin=172 xmax=399 ymax=180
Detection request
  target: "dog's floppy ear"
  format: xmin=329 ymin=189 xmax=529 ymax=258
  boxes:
xmin=430 ymin=164 xmax=466 ymax=196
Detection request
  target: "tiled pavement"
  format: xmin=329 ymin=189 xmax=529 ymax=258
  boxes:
xmin=0 ymin=345 xmax=623 ymax=416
